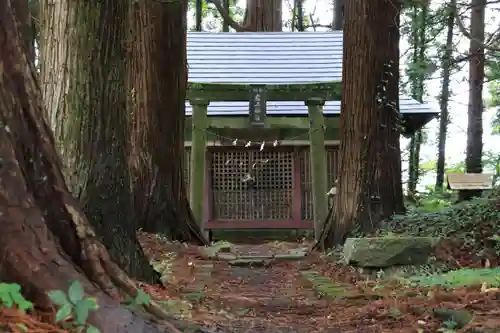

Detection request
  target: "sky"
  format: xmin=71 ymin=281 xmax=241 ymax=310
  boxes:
xmin=190 ymin=0 xmax=500 ymax=190
xmin=298 ymin=0 xmax=500 ymax=189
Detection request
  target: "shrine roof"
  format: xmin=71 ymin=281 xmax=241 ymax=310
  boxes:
xmin=185 ymin=32 xmax=436 ymax=116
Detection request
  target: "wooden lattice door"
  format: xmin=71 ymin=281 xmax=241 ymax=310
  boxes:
xmin=210 ymin=148 xmax=294 ymax=221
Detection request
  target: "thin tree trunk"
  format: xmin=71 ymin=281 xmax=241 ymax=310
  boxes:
xmin=222 ymin=0 xmax=230 ymax=31
xmin=13 ymin=0 xmax=35 ymax=62
xmin=333 ymin=0 xmax=344 ymax=30
xmin=128 ymin=0 xmax=208 ymax=243
xmin=458 ymin=0 xmax=485 ymax=201
xmin=39 ymin=0 xmax=158 ymax=282
xmin=317 ymin=0 xmax=404 ymax=248
xmin=435 ymin=0 xmax=456 ymax=191
xmin=0 ymin=2 xmax=210 ymax=332
xmin=295 ymin=0 xmax=304 ymax=31
xmin=407 ymin=131 xmax=422 ymax=196
xmin=407 ymin=4 xmax=429 ymax=197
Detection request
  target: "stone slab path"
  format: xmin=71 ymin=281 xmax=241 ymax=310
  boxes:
xmin=181 ymin=243 xmax=366 ymax=333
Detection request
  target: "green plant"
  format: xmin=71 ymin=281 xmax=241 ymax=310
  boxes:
xmin=0 ymin=283 xmax=33 ymax=313
xmin=408 ymin=267 xmax=500 ymax=290
xmin=382 ymin=194 xmax=500 ymax=255
xmin=122 ymin=288 xmax=151 ymax=309
xmin=437 ymin=319 xmax=458 ymax=332
xmin=47 ymin=280 xmax=100 ymax=333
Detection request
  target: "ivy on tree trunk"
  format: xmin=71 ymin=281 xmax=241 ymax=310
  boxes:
xmin=316 ymin=0 xmax=405 ymax=249
xmin=406 ymin=3 xmax=429 ymax=198
xmin=435 ymin=0 xmax=455 ymax=192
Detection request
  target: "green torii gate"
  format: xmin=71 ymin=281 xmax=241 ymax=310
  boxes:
xmin=186 ymin=81 xmax=341 ymax=239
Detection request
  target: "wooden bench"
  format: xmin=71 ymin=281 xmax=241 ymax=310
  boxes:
xmin=446 ymin=173 xmax=494 ymax=191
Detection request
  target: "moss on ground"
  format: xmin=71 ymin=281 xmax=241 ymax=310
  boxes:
xmin=379 ymin=194 xmax=500 ymax=256
xmin=408 ymin=267 xmax=500 ymax=290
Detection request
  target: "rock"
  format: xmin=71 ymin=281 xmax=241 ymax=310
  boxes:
xmin=216 ymin=253 xmax=238 ymax=261
xmin=466 ymin=328 xmax=500 ymax=333
xmin=300 ymin=271 xmax=349 ymax=299
xmin=434 ymin=308 xmax=473 ymax=328
xmin=270 ymin=328 xmax=299 ymax=333
xmin=273 ymin=254 xmax=305 ymax=260
xmin=228 ymin=258 xmax=270 ymax=267
xmin=238 ymin=255 xmax=274 ymax=260
xmin=199 ymin=241 xmax=232 ymax=259
xmin=183 ymin=290 xmax=204 ymax=303
xmin=156 ymin=299 xmax=192 ymax=318
xmin=343 ymin=237 xmax=440 ymax=268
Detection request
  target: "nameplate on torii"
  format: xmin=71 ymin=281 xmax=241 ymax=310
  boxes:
xmin=248 ymin=86 xmax=267 ymax=127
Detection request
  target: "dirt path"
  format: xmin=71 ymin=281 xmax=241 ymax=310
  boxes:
xmin=182 ymin=243 xmax=377 ymax=333
xmin=138 ymin=233 xmax=500 ymax=333
xmin=205 ymin=262 xmax=331 ymax=332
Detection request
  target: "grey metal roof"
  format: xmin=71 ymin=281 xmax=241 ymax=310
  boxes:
xmin=185 ymin=32 xmax=435 ymax=116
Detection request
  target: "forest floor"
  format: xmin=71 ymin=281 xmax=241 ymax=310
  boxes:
xmin=133 ymin=232 xmax=500 ymax=333
xmin=2 ymin=229 xmax=500 ymax=333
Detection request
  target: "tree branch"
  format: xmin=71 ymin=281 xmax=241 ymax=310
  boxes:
xmin=205 ymin=0 xmax=252 ymax=32
xmin=455 ymin=6 xmax=500 ymax=52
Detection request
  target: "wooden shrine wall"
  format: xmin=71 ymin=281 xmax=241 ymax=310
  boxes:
xmin=184 ymin=146 xmax=339 ymax=226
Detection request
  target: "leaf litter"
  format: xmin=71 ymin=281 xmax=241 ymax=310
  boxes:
xmin=4 ymin=231 xmax=500 ymax=333
xmin=137 ymin=231 xmax=500 ymax=332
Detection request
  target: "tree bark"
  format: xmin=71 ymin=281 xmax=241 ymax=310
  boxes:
xmin=316 ymin=0 xmax=405 ymax=248
xmin=13 ymin=0 xmax=35 ymax=62
xmin=0 ymin=2 xmax=214 ymax=332
xmin=333 ymin=0 xmax=344 ymax=30
xmin=243 ymin=0 xmax=282 ymax=31
xmin=458 ymin=0 xmax=485 ymax=201
xmin=207 ymin=0 xmax=282 ymax=31
xmin=435 ymin=0 xmax=456 ymax=191
xmin=407 ymin=131 xmax=422 ymax=196
xmin=127 ymin=0 xmax=208 ymax=243
xmin=407 ymin=4 xmax=429 ymax=197
xmin=39 ymin=0 xmax=158 ymax=283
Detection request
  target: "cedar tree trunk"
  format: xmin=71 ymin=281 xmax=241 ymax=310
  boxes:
xmin=317 ymin=0 xmax=405 ymax=248
xmin=243 ymin=0 xmax=282 ymax=31
xmin=458 ymin=0 xmax=485 ymax=201
xmin=13 ymin=0 xmax=35 ymax=62
xmin=407 ymin=130 xmax=422 ymax=196
xmin=39 ymin=0 xmax=159 ymax=283
xmin=208 ymin=0 xmax=282 ymax=31
xmin=333 ymin=0 xmax=344 ymax=30
xmin=127 ymin=0 xmax=207 ymax=243
xmin=0 ymin=2 xmax=216 ymax=332
xmin=435 ymin=0 xmax=455 ymax=191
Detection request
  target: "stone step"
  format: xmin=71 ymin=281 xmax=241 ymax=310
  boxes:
xmin=299 ymin=270 xmax=349 ymax=299
xmin=180 ymin=262 xmax=214 ymax=304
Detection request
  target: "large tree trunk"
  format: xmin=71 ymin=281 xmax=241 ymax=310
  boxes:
xmin=208 ymin=0 xmax=282 ymax=31
xmin=127 ymin=0 xmax=207 ymax=243
xmin=39 ymin=0 xmax=158 ymax=282
xmin=13 ymin=0 xmax=35 ymax=62
xmin=458 ymin=0 xmax=485 ymax=201
xmin=0 ymin=2 xmax=215 ymax=332
xmin=316 ymin=0 xmax=405 ymax=248
xmin=435 ymin=0 xmax=455 ymax=191
xmin=243 ymin=0 xmax=282 ymax=31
